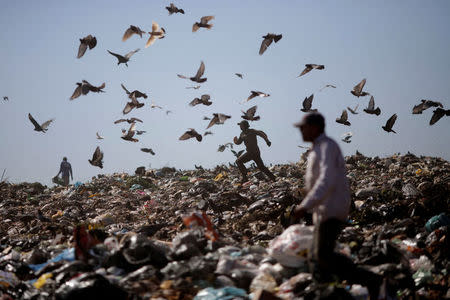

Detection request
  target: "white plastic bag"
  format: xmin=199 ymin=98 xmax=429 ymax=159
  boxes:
xmin=268 ymin=224 xmax=314 ymax=267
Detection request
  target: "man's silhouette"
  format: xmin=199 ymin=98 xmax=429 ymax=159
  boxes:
xmin=233 ymin=120 xmax=276 ymax=183
xmin=56 ymin=157 xmax=73 ymax=186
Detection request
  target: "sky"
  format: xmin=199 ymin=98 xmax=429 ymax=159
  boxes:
xmin=1 ymin=0 xmax=449 ymax=186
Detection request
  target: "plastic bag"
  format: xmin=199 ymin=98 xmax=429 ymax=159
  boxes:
xmin=268 ymin=224 xmax=313 ymax=267
xmin=194 ymin=287 xmax=248 ymax=300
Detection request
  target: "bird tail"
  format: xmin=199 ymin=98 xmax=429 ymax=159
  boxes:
xmin=254 ymin=116 xmax=261 ymax=121
xmin=180 ymin=9 xmax=185 ymax=14
xmin=206 ymin=24 xmax=213 ymax=30
xmin=391 ymin=129 xmax=397 ymax=134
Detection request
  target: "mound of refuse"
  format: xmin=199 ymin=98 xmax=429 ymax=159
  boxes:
xmin=0 ymin=152 xmax=449 ymax=299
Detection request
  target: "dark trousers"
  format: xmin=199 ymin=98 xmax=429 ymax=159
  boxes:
xmin=311 ymin=218 xmax=381 ymax=295
xmin=62 ymin=175 xmax=70 ymax=186
xmin=236 ymin=151 xmax=275 ymax=182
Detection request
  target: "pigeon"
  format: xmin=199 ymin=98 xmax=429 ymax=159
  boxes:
xmin=136 ymin=130 xmax=146 ymax=135
xmin=336 ymin=110 xmax=351 ymax=126
xmin=77 ymin=34 xmax=97 ymax=58
xmin=121 ymin=84 xmax=147 ymax=99
xmin=382 ymin=114 xmax=397 ymax=133
xmin=217 ymin=143 xmax=233 ymax=152
xmin=241 ymin=105 xmax=260 ymax=121
xmin=179 ymin=129 xmax=202 ymax=141
xmin=195 ymin=165 xmax=204 ymax=170
xmin=429 ymin=107 xmax=450 ymax=125
xmin=192 ymin=16 xmax=214 ymax=32
xmin=114 ymin=118 xmax=143 ymax=124
xmin=107 ymin=49 xmax=140 ymax=67
xmin=70 ymin=80 xmax=105 ymax=100
xmin=301 ymin=94 xmax=317 ymax=113
xmin=96 ymin=132 xmax=104 ymax=140
xmin=245 ymin=91 xmax=270 ymax=102
xmin=177 ymin=61 xmax=207 ymax=83
xmin=231 ymin=150 xmax=244 ymax=158
xmin=412 ymin=99 xmax=443 ymax=114
xmin=351 ymin=79 xmax=370 ymax=97
xmin=88 ymin=146 xmax=104 ymax=168
xmin=297 ymin=64 xmax=325 ymax=77
xmin=204 ymin=131 xmax=213 ymax=136
xmin=122 ymin=25 xmax=145 ymax=41
xmin=363 ymin=96 xmax=381 ymax=115
xmin=123 ymin=95 xmax=145 ymax=115
xmin=3 ymin=96 xmax=8 ymax=101
xmin=206 ymin=113 xmax=231 ymax=129
xmin=203 ymin=116 xmax=211 ymax=120
xmin=347 ymin=104 xmax=359 ymax=115
xmin=166 ymin=3 xmax=184 ymax=15
xmin=319 ymin=84 xmax=336 ymax=92
xmin=235 ymin=73 xmax=243 ymax=79
xmin=259 ymin=33 xmax=282 ymax=55
xmin=141 ymin=148 xmax=155 ymax=155
xmin=189 ymin=94 xmax=212 ymax=106
xmin=121 ymin=123 xmax=139 ymax=142
xmin=28 ymin=113 xmax=54 ymax=132
xmin=341 ymin=132 xmax=353 ymax=143
xmin=186 ymin=85 xmax=201 ymax=89
xmin=146 ymin=21 xmax=166 ymax=48
xmin=150 ymin=99 xmax=163 ymax=109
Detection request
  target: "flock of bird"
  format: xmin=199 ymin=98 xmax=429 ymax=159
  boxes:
xmin=3 ymin=2 xmax=449 ymax=172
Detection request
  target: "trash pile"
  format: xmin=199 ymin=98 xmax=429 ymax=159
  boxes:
xmin=0 ymin=152 xmax=449 ymax=299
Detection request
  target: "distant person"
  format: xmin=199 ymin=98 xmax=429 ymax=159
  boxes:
xmin=293 ymin=113 xmax=382 ymax=299
xmin=56 ymin=157 xmax=73 ymax=186
xmin=233 ymin=120 xmax=276 ymax=183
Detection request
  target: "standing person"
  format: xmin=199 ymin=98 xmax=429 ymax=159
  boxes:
xmin=56 ymin=157 xmax=73 ymax=186
xmin=233 ymin=120 xmax=276 ymax=183
xmin=293 ymin=113 xmax=382 ymax=299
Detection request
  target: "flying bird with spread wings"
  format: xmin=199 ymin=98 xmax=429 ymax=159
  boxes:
xmin=121 ymin=83 xmax=147 ymax=99
xmin=3 ymin=96 xmax=8 ymax=101
xmin=351 ymin=79 xmax=370 ymax=97
xmin=363 ymin=96 xmax=381 ymax=115
xmin=231 ymin=150 xmax=244 ymax=158
xmin=235 ymin=73 xmax=243 ymax=79
xmin=412 ymin=99 xmax=443 ymax=114
xmin=336 ymin=110 xmax=351 ymax=126
xmin=319 ymin=84 xmax=336 ymax=92
xmin=141 ymin=148 xmax=155 ymax=155
xmin=186 ymin=85 xmax=201 ymax=89
xmin=217 ymin=143 xmax=233 ymax=152
xmin=136 ymin=130 xmax=146 ymax=135
xmin=245 ymin=91 xmax=270 ymax=102
xmin=192 ymin=16 xmax=214 ymax=32
xmin=347 ymin=104 xmax=359 ymax=115
xmin=96 ymin=132 xmax=104 ymax=140
xmin=28 ymin=113 xmax=54 ymax=133
xmin=179 ymin=129 xmax=202 ymax=142
xmin=166 ymin=3 xmax=184 ymax=15
xmin=70 ymin=80 xmax=105 ymax=100
xmin=341 ymin=132 xmax=353 ymax=143
xmin=77 ymin=35 xmax=97 ymax=59
xmin=107 ymin=49 xmax=140 ymax=67
xmin=241 ymin=105 xmax=260 ymax=121
xmin=122 ymin=95 xmax=145 ymax=115
xmin=259 ymin=33 xmax=282 ymax=55
xmin=382 ymin=114 xmax=397 ymax=133
xmin=189 ymin=94 xmax=212 ymax=106
xmin=206 ymin=113 xmax=231 ymax=129
xmin=114 ymin=117 xmax=143 ymax=124
xmin=301 ymin=94 xmax=317 ymax=113
xmin=89 ymin=146 xmax=104 ymax=169
xmin=121 ymin=123 xmax=139 ymax=142
xmin=297 ymin=64 xmax=325 ymax=77
xmin=122 ymin=25 xmax=145 ymax=41
xmin=177 ymin=61 xmax=207 ymax=83
xmin=146 ymin=21 xmax=166 ymax=48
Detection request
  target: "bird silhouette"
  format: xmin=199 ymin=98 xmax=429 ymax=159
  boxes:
xmin=347 ymin=104 xmax=359 ymax=114
xmin=341 ymin=132 xmax=353 ymax=143
xmin=241 ymin=105 xmax=260 ymax=121
xmin=429 ymin=107 xmax=450 ymax=125
xmin=204 ymin=131 xmax=213 ymax=136
xmin=336 ymin=110 xmax=351 ymax=126
xmin=259 ymin=33 xmax=282 ymax=55
xmin=382 ymin=114 xmax=397 ymax=133
xmin=297 ymin=64 xmax=325 ymax=77
xmin=235 ymin=73 xmax=243 ymax=79
xmin=70 ymin=80 xmax=105 ymax=100
xmin=166 ymin=3 xmax=185 ymax=15
xmin=301 ymin=94 xmax=317 ymax=113
xmin=136 ymin=130 xmax=146 ymax=135
xmin=319 ymin=84 xmax=336 ymax=92
xmin=186 ymin=85 xmax=201 ymax=89
xmin=146 ymin=21 xmax=166 ymax=48
xmin=189 ymin=94 xmax=212 ymax=106
xmin=179 ymin=129 xmax=202 ymax=141
xmin=217 ymin=143 xmax=233 ymax=152
xmin=351 ymin=79 xmax=370 ymax=97
xmin=121 ymin=84 xmax=147 ymax=99
xmin=363 ymin=96 xmax=381 ymax=115
xmin=121 ymin=123 xmax=139 ymax=142
xmin=96 ymin=132 xmax=104 ymax=140
xmin=28 ymin=113 xmax=54 ymax=133
xmin=192 ymin=16 xmax=214 ymax=32
xmin=89 ymin=146 xmax=104 ymax=168
xmin=245 ymin=91 xmax=270 ymax=102
xmin=77 ymin=35 xmax=97 ymax=59
xmin=122 ymin=25 xmax=145 ymax=41
xmin=122 ymin=95 xmax=145 ymax=115
xmin=141 ymin=148 xmax=155 ymax=155
xmin=107 ymin=49 xmax=140 ymax=67
xmin=412 ymin=99 xmax=443 ymax=114
xmin=177 ymin=61 xmax=207 ymax=83
xmin=114 ymin=118 xmax=143 ymax=124
xmin=206 ymin=113 xmax=231 ymax=129
xmin=231 ymin=150 xmax=244 ymax=158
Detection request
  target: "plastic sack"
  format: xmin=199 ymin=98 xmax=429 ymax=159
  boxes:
xmin=425 ymin=213 xmax=450 ymax=233
xmin=0 ymin=270 xmax=19 ymax=288
xmin=194 ymin=287 xmax=248 ymax=300
xmin=268 ymin=224 xmax=313 ymax=267
xmin=183 ymin=211 xmax=219 ymax=241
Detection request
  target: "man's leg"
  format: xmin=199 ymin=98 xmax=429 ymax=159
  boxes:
xmin=62 ymin=175 xmax=69 ymax=186
xmin=253 ymin=155 xmax=276 ymax=181
xmin=236 ymin=152 xmax=252 ymax=182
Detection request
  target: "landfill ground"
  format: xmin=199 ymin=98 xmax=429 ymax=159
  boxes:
xmin=0 ymin=152 xmax=449 ymax=299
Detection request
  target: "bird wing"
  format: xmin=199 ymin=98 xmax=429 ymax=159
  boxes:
xmin=247 ymin=105 xmax=257 ymax=117
xmin=341 ymin=110 xmax=348 ymax=121
xmin=246 ymin=92 xmax=257 ymax=102
xmin=217 ymin=114 xmax=231 ymax=123
xmin=201 ymin=94 xmax=210 ymax=101
xmin=77 ymin=42 xmax=88 ymax=59
xmin=87 ymin=35 xmax=97 ymax=49
xmin=368 ymin=96 xmax=375 ymax=110
xmin=206 ymin=116 xmax=218 ymax=129
xmin=114 ymin=119 xmax=127 ymax=124
xmin=194 ymin=61 xmax=205 ymax=79
xmin=177 ymin=74 xmax=188 ymax=79
xmin=200 ymin=16 xmax=215 ymax=24
xmin=125 ymin=48 xmax=140 ymax=59
xmin=430 ymin=108 xmax=445 ymax=125
xmin=146 ymin=35 xmax=157 ymax=48
xmin=123 ymin=102 xmax=133 ymax=115
xmin=179 ymin=130 xmax=194 ymax=140
xmin=192 ymin=23 xmax=200 ymax=32
xmin=70 ymin=84 xmax=82 ymax=100
xmin=189 ymin=98 xmax=201 ymax=106
xmin=40 ymin=119 xmax=54 ymax=130
xmin=121 ymin=84 xmax=131 ymax=95
xmin=28 ymin=113 xmax=41 ymax=130
xmin=303 ymin=94 xmax=313 ymax=109
xmin=386 ymin=114 xmax=397 ymax=129
xmin=259 ymin=37 xmax=273 ymax=55
xmin=122 ymin=26 xmax=135 ymax=41
xmin=96 ymin=132 xmax=102 ymax=139
xmin=353 ymin=79 xmax=366 ymax=94
xmin=130 ymin=118 xmax=143 ymax=123
xmin=107 ymin=50 xmax=123 ymax=60
xmin=298 ymin=65 xmax=312 ymax=77
xmin=92 ymin=146 xmax=101 ymax=161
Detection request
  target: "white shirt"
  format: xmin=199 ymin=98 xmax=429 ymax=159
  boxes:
xmin=299 ymin=133 xmax=351 ymax=223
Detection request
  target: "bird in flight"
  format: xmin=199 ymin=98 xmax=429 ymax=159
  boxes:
xmin=121 ymin=84 xmax=147 ymax=99
xmin=141 ymin=148 xmax=155 ymax=155
xmin=363 ymin=96 xmax=381 ymax=115
xmin=217 ymin=143 xmax=233 ymax=152
xmin=146 ymin=21 xmax=166 ymax=48
xmin=122 ymin=25 xmax=146 ymax=42
xmin=231 ymin=150 xmax=244 ymax=158
xmin=259 ymin=33 xmax=282 ymax=55
xmin=70 ymin=80 xmax=105 ymax=100
xmin=351 ymin=79 xmax=370 ymax=97
xmin=177 ymin=61 xmax=207 ymax=83
xmin=121 ymin=123 xmax=139 ymax=142
xmin=189 ymin=94 xmax=212 ymax=106
xmin=235 ymin=73 xmax=243 ymax=79
xmin=77 ymin=34 xmax=97 ymax=59
xmin=3 ymin=96 xmax=8 ymax=101
xmin=179 ymin=129 xmax=202 ymax=142
xmin=28 ymin=113 xmax=54 ymax=133
xmin=114 ymin=117 xmax=143 ymax=124
xmin=122 ymin=95 xmax=145 ymax=115
xmin=301 ymin=94 xmax=317 ymax=113
xmin=412 ymin=99 xmax=443 ymax=114
xmin=429 ymin=107 xmax=450 ymax=125
xmin=166 ymin=3 xmax=185 ymax=15
xmin=136 ymin=130 xmax=146 ymax=135
xmin=96 ymin=132 xmax=104 ymax=140
xmin=204 ymin=131 xmax=213 ymax=136
xmin=245 ymin=91 xmax=270 ymax=102
xmin=150 ymin=99 xmax=163 ymax=109
xmin=89 ymin=146 xmax=104 ymax=169
xmin=382 ymin=114 xmax=397 ymax=133
xmin=336 ymin=110 xmax=351 ymax=126
xmin=297 ymin=64 xmax=325 ymax=77
xmin=206 ymin=113 xmax=231 ymax=129
xmin=107 ymin=49 xmax=140 ymax=67
xmin=341 ymin=132 xmax=353 ymax=143
xmin=186 ymin=85 xmax=201 ymax=89
xmin=193 ymin=16 xmax=214 ymax=32
xmin=241 ymin=105 xmax=260 ymax=121
xmin=319 ymin=84 xmax=336 ymax=92
xmin=347 ymin=104 xmax=359 ymax=115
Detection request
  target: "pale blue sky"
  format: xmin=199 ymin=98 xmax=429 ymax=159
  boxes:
xmin=1 ymin=1 xmax=449 ymax=185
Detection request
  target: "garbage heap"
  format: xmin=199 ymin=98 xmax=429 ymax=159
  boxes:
xmin=0 ymin=152 xmax=449 ymax=299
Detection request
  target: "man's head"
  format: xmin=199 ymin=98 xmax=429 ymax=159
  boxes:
xmin=238 ymin=120 xmax=250 ymax=131
xmin=294 ymin=112 xmax=325 ymax=142
xmin=63 ymin=157 xmax=67 ymax=162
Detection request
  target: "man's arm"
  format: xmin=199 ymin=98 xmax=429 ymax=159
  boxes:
xmin=233 ymin=134 xmax=243 ymax=145
xmin=255 ymin=130 xmax=271 ymax=146
xmin=69 ymin=164 xmax=73 ymax=179
xmin=56 ymin=163 xmax=62 ymax=177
